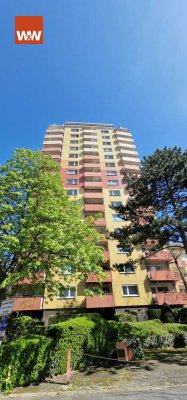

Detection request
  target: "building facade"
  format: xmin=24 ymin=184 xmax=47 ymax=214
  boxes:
xmin=11 ymin=122 xmax=187 ymax=321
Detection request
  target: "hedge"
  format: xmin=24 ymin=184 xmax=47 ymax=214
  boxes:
xmin=46 ymin=315 xmax=118 ymax=374
xmin=0 ymin=336 xmax=52 ymax=392
xmin=5 ymin=316 xmax=45 ymax=341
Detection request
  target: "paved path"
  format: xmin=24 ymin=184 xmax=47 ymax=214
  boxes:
xmin=3 ymin=387 xmax=187 ymax=400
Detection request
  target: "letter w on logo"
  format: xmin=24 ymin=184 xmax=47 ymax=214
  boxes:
xmin=16 ymin=31 xmax=42 ymax=41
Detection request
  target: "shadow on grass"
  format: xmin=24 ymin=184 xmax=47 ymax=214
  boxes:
xmin=144 ymin=349 xmax=187 ymax=366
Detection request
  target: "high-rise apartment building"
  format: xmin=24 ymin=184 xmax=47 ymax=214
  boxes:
xmin=11 ymin=122 xmax=187 ymax=320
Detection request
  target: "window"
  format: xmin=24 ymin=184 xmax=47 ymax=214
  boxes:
xmin=70 ymin=147 xmax=78 ymax=151
xmin=103 ymin=142 xmax=111 ymax=146
xmin=105 ymin=155 xmax=114 ymax=159
xmin=69 ymin=161 xmax=78 ymax=166
xmin=119 ymin=263 xmax=135 ymax=274
xmin=69 ymin=154 xmax=78 ymax=158
xmin=117 ymin=245 xmax=130 ymax=253
xmin=106 ymin=171 xmax=117 ymax=176
xmin=101 ymin=130 xmax=109 ymax=133
xmin=109 ymin=190 xmax=120 ymax=196
xmin=122 ymin=285 xmax=139 ymax=297
xmin=105 ymin=162 xmax=115 ymax=167
xmin=67 ymin=170 xmax=78 ymax=175
xmin=66 ymin=179 xmax=78 ymax=185
xmin=102 ymin=136 xmax=110 ymax=139
xmin=111 ymin=201 xmax=122 ymax=207
xmin=70 ymin=140 xmax=78 ymax=144
xmin=66 ymin=189 xmax=78 ymax=195
xmin=58 ymin=287 xmax=76 ymax=298
xmin=71 ymin=128 xmax=79 ymax=132
xmin=59 ymin=265 xmax=75 ymax=275
xmin=71 ymin=134 xmax=79 ymax=138
xmin=104 ymin=148 xmax=112 ymax=152
xmin=112 ymin=214 xmax=123 ymax=222
xmin=108 ymin=180 xmax=118 ymax=186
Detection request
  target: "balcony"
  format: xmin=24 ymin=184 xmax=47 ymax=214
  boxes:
xmin=124 ymin=164 xmax=140 ymax=171
xmin=84 ymin=172 xmax=101 ymax=177
xmin=153 ymin=292 xmax=187 ymax=306
xmin=84 ymin=204 xmax=105 ymax=212
xmin=84 ymin=181 xmax=103 ymax=189
xmin=13 ymin=296 xmax=43 ymax=311
xmin=86 ymin=271 xmax=112 ymax=283
xmin=84 ymin=163 xmax=100 ymax=169
xmin=148 ymin=270 xmax=180 ymax=281
xmin=94 ymin=218 xmax=106 ymax=226
xmin=86 ymin=293 xmax=115 ymax=308
xmin=84 ymin=192 xmax=103 ymax=199
xmin=145 ymin=250 xmax=173 ymax=262
xmin=103 ymin=250 xmax=110 ymax=261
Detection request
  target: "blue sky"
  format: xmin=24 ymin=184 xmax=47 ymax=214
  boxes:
xmin=1 ymin=0 xmax=187 ymax=164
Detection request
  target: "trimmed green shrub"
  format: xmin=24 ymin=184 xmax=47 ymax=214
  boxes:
xmin=0 ymin=335 xmax=52 ymax=392
xmin=6 ymin=316 xmax=45 ymax=341
xmin=47 ymin=316 xmax=118 ymax=374
xmin=147 ymin=309 xmax=161 ymax=320
xmin=115 ymin=313 xmax=137 ymax=323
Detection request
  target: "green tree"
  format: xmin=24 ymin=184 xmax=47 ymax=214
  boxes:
xmin=114 ymin=147 xmax=187 ymax=253
xmin=0 ymin=149 xmax=104 ymax=300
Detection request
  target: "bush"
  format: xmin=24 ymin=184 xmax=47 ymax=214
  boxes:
xmin=142 ymin=334 xmax=175 ymax=349
xmin=160 ymin=304 xmax=175 ymax=323
xmin=46 ymin=316 xmax=118 ymax=374
xmin=5 ymin=316 xmax=45 ymax=341
xmin=0 ymin=335 xmax=52 ymax=392
xmin=147 ymin=309 xmax=161 ymax=320
xmin=178 ymin=308 xmax=187 ymax=324
xmin=118 ymin=319 xmax=167 ymax=341
xmin=115 ymin=313 xmax=137 ymax=323
xmin=174 ymin=333 xmax=187 ymax=348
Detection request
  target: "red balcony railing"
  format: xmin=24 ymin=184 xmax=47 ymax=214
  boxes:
xmin=86 ymin=294 xmax=115 ymax=308
xmin=153 ymin=292 xmax=187 ymax=306
xmin=94 ymin=218 xmax=106 ymax=226
xmin=84 ymin=204 xmax=105 ymax=212
xmin=84 ymin=192 xmax=103 ymax=199
xmin=145 ymin=250 xmax=173 ymax=262
xmin=86 ymin=271 xmax=112 ymax=283
xmin=148 ymin=270 xmax=180 ymax=281
xmin=13 ymin=296 xmax=43 ymax=311
xmin=84 ymin=181 xmax=103 ymax=188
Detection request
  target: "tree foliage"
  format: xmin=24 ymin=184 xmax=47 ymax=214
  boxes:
xmin=114 ymin=147 xmax=187 ymax=254
xmin=0 ymin=149 xmax=104 ymax=299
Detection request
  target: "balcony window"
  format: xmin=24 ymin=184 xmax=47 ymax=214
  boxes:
xmin=112 ymin=214 xmax=124 ymax=222
xmin=117 ymin=245 xmax=130 ymax=253
xmin=71 ymin=128 xmax=79 ymax=132
xmin=108 ymin=180 xmax=118 ymax=186
xmin=105 ymin=155 xmax=114 ymax=159
xmin=104 ymin=148 xmax=112 ymax=152
xmin=101 ymin=130 xmax=109 ymax=133
xmin=111 ymin=201 xmax=122 ymax=207
xmin=103 ymin=142 xmax=111 ymax=146
xmin=119 ymin=263 xmax=135 ymax=274
xmin=71 ymin=134 xmax=79 ymax=138
xmin=59 ymin=265 xmax=75 ymax=275
xmin=151 ymin=286 xmax=169 ymax=293
xmin=122 ymin=285 xmax=139 ymax=297
xmin=67 ymin=170 xmax=78 ymax=175
xmin=109 ymin=190 xmax=120 ymax=196
xmin=106 ymin=171 xmax=117 ymax=176
xmin=70 ymin=147 xmax=78 ymax=151
xmin=70 ymin=140 xmax=78 ymax=144
xmin=66 ymin=189 xmax=78 ymax=195
xmin=58 ymin=287 xmax=76 ymax=299
xmin=66 ymin=179 xmax=78 ymax=185
xmin=105 ymin=162 xmax=115 ymax=167
xmin=69 ymin=161 xmax=78 ymax=166
xmin=69 ymin=154 xmax=78 ymax=158
xmin=102 ymin=136 xmax=110 ymax=139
